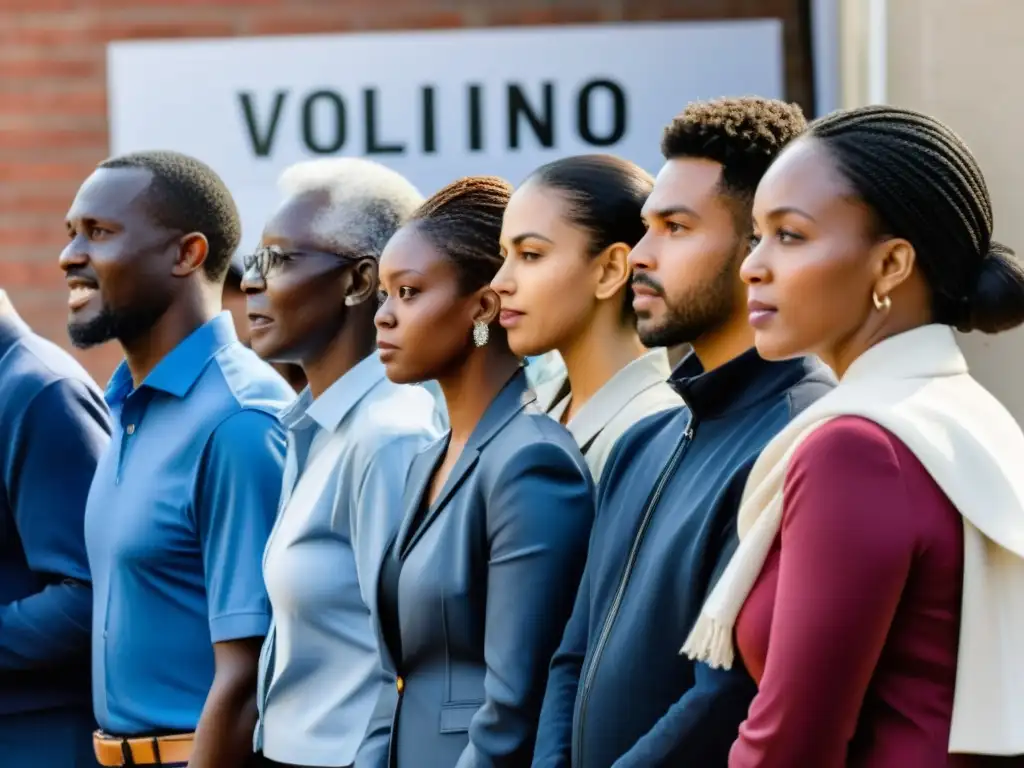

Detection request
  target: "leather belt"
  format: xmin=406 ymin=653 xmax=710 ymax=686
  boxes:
xmin=93 ymin=730 xmax=194 ymax=766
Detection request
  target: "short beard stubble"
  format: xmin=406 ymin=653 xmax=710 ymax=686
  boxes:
xmin=636 ymin=252 xmax=741 ymax=349
xmin=68 ymin=302 xmax=165 ymax=350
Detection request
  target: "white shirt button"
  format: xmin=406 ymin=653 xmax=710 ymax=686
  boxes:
xmin=126 ymin=424 xmax=136 ymax=435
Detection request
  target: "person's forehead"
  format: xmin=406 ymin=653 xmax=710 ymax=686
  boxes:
xmin=67 ymin=166 xmax=154 ymax=221
xmin=644 ymin=157 xmax=724 ymax=214
xmin=754 ymin=139 xmax=850 ymax=215
xmin=502 ymin=183 xmax=572 ymax=236
xmin=380 ymin=224 xmax=443 ymax=275
xmin=261 ymin=190 xmax=332 ymax=249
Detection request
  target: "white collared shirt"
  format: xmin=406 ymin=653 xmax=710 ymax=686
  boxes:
xmin=255 ymin=354 xmax=443 ymax=765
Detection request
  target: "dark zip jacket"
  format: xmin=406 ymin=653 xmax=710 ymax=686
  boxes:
xmin=532 ymin=349 xmax=835 ymax=768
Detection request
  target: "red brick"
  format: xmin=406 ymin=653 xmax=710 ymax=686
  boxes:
xmin=355 ymin=10 xmax=465 ymax=32
xmin=0 ymin=160 xmax=98 ymax=183
xmin=0 ymin=128 xmax=108 ymax=152
xmin=0 ymin=228 xmax=67 ymax=249
xmin=244 ymin=8 xmax=464 ymax=36
xmin=88 ymin=19 xmax=239 ymax=42
xmin=0 ymin=259 xmax=65 ymax=288
xmin=482 ymin=8 xmax=610 ymax=27
xmin=0 ymin=90 xmax=107 ymax=118
xmin=0 ymin=55 xmax=104 ymax=81
xmin=243 ymin=10 xmax=356 ymax=36
xmin=0 ymin=18 xmax=238 ymax=46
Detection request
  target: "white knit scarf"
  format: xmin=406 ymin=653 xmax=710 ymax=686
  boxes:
xmin=682 ymin=324 xmax=1024 ymax=755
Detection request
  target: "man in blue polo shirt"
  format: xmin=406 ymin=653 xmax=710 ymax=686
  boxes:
xmin=0 ymin=291 xmax=110 ymax=766
xmin=61 ymin=150 xmax=295 ymax=768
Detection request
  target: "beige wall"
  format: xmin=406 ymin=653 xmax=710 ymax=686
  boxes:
xmin=840 ymin=0 xmax=1024 ymax=421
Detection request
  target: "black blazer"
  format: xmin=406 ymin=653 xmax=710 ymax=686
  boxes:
xmin=368 ymin=370 xmax=595 ymax=768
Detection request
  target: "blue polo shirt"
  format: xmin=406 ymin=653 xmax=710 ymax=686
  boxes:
xmin=84 ymin=313 xmax=294 ymax=736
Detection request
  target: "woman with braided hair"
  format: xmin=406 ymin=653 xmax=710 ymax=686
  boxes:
xmin=682 ymin=105 xmax=1024 ymax=766
xmin=369 ymin=176 xmax=594 ymax=767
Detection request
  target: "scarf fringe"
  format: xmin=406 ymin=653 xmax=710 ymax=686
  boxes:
xmin=681 ymin=613 xmax=734 ymax=670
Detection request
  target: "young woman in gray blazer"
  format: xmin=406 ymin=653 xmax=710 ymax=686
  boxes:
xmin=370 ymin=176 xmax=596 ymax=768
xmin=492 ymin=155 xmax=681 ymax=481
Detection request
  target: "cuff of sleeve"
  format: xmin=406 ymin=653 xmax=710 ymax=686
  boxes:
xmin=209 ymin=611 xmax=271 ymax=643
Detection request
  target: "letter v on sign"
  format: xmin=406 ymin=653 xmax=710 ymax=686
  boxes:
xmin=238 ymin=91 xmax=288 ymax=158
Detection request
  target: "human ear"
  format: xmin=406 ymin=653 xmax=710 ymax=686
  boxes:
xmin=171 ymin=232 xmax=209 ymax=277
xmin=593 ymin=242 xmax=632 ymax=301
xmin=472 ymin=286 xmax=501 ymax=326
xmin=343 ymin=257 xmax=378 ymax=307
xmin=871 ymin=237 xmax=916 ymax=300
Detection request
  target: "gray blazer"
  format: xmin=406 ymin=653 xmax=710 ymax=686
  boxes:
xmin=535 ymin=349 xmax=681 ymax=481
xmin=366 ymin=370 xmax=594 ymax=768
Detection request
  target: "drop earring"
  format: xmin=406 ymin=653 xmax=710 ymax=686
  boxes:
xmin=472 ymin=321 xmax=489 ymax=347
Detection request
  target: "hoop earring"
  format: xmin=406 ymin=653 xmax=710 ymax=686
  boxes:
xmin=472 ymin=321 xmax=490 ymax=347
xmin=872 ymin=291 xmax=892 ymax=312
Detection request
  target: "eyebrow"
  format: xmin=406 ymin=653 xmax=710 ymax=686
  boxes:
xmin=643 ymin=205 xmax=702 ymax=221
xmin=66 ymin=215 xmax=118 ymax=230
xmin=511 ymin=232 xmax=554 ymax=246
xmin=766 ymin=206 xmax=816 ymax=222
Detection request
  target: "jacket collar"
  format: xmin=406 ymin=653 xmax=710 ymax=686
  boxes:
xmin=542 ymin=349 xmax=672 ymax=451
xmin=670 ymin=346 xmax=825 ymax=420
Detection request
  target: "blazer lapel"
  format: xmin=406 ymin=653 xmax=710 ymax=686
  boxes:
xmin=398 ymin=368 xmax=535 ymax=559
xmin=394 ymin=437 xmax=448 ymax=559
xmin=400 ymin=445 xmax=480 ymax=558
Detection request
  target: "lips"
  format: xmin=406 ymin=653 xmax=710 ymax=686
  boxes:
xmin=247 ymin=313 xmax=273 ymax=333
xmin=631 ymin=283 xmax=661 ymax=298
xmin=377 ymin=340 xmax=398 ymax=351
xmin=747 ymin=299 xmax=778 ymax=327
xmin=499 ymin=309 xmax=525 ymax=328
xmin=66 ymin=277 xmax=98 ymax=312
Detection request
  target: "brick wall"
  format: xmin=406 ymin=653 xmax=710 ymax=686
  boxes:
xmin=0 ymin=0 xmax=812 ymax=383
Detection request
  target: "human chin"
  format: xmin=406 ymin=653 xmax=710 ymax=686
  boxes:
xmin=247 ymin=327 xmax=289 ymax=363
xmin=379 ymin=349 xmax=426 ymax=385
xmin=67 ymin=309 xmax=118 ymax=349
xmin=504 ymin=322 xmax=548 ymax=359
xmin=634 ymin=309 xmax=668 ymax=345
xmin=751 ymin=320 xmax=802 ymax=362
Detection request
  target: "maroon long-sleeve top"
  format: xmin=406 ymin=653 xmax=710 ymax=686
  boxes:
xmin=729 ymin=415 xmax=983 ymax=767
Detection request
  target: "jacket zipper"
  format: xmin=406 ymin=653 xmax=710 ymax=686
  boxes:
xmin=573 ymin=418 xmax=696 ymax=767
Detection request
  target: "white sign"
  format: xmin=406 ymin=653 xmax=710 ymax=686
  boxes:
xmin=107 ymin=21 xmax=784 ymax=251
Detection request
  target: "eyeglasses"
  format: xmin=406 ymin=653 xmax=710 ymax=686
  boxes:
xmin=242 ymin=245 xmax=362 ymax=280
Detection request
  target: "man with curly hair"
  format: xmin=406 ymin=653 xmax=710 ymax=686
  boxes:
xmin=533 ymin=97 xmax=836 ymax=768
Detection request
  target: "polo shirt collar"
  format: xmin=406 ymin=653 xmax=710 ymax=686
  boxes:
xmin=281 ymin=353 xmax=387 ymax=434
xmin=105 ymin=312 xmax=238 ymax=405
